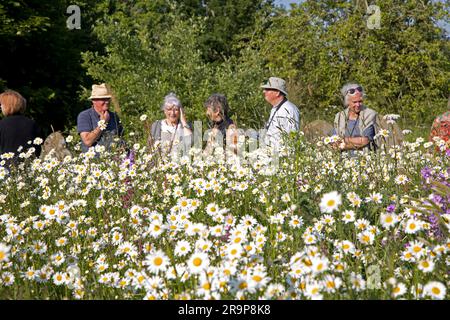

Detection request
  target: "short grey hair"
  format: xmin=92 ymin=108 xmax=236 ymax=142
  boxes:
xmin=161 ymin=92 xmax=182 ymax=111
xmin=341 ymin=83 xmax=365 ymax=107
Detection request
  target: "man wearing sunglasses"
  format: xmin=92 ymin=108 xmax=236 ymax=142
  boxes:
xmin=331 ymin=83 xmax=378 ymax=155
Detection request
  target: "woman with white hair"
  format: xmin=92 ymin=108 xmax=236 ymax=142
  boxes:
xmin=148 ymin=93 xmax=192 ymax=157
xmin=331 ymin=83 xmax=378 ymax=155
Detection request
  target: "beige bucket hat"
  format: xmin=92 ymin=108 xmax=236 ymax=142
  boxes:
xmin=89 ymin=83 xmax=112 ymax=100
xmin=261 ymin=77 xmax=288 ymax=96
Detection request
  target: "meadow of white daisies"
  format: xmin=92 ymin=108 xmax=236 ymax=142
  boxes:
xmin=0 ymin=124 xmax=449 ymax=300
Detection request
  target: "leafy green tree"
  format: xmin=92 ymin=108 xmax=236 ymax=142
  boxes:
xmin=173 ymin=0 xmax=275 ymax=62
xmin=82 ymin=2 xmax=270 ymax=136
xmin=256 ymin=0 xmax=449 ymax=126
xmin=0 ymin=0 xmax=102 ymax=135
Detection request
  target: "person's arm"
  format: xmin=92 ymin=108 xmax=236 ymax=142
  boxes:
xmin=339 ymin=124 xmax=374 ymax=150
xmin=179 ymin=107 xmax=192 ymax=136
xmin=80 ymin=127 xmax=103 ymax=148
xmin=339 ymin=136 xmax=370 ymax=150
xmin=78 ymin=110 xmax=109 ymax=148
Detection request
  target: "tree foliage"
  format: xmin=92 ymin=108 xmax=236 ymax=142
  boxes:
xmin=0 ymin=0 xmax=448 ymax=137
xmin=256 ymin=0 xmax=449 ymax=125
xmin=82 ymin=1 xmax=270 ymax=130
xmin=0 ymin=0 xmax=103 ymax=135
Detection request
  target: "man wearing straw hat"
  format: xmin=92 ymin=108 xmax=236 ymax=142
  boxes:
xmin=261 ymin=76 xmax=300 ymax=148
xmin=77 ymin=83 xmax=123 ymax=153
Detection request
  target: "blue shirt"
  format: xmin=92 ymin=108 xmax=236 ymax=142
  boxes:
xmin=77 ymin=107 xmax=124 ymax=152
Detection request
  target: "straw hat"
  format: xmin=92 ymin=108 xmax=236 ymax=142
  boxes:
xmin=89 ymin=83 xmax=112 ymax=100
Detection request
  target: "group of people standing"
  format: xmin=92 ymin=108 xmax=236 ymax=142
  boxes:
xmin=0 ymin=77 xmax=448 ymax=165
xmin=76 ymin=78 xmax=302 ymax=158
xmin=75 ymin=78 xmax=379 ymax=159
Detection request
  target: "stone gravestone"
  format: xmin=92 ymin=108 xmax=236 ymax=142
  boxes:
xmin=303 ymin=120 xmax=334 ymax=143
xmin=40 ymin=131 xmax=71 ymax=161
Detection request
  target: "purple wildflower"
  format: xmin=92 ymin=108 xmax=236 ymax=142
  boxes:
xmin=420 ymin=167 xmax=432 ymax=179
xmin=386 ymin=204 xmax=396 ymax=213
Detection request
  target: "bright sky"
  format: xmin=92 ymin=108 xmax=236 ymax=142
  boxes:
xmin=274 ymin=0 xmax=302 ymax=8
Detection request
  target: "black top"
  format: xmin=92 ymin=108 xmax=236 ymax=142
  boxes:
xmin=0 ymin=114 xmax=42 ymax=158
xmin=210 ymin=116 xmax=234 ymax=146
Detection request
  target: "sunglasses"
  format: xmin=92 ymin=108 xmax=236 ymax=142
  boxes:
xmin=346 ymin=86 xmax=363 ymax=95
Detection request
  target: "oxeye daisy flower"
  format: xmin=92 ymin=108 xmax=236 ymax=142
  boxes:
xmin=423 ymin=281 xmax=446 ymax=300
xmin=395 ymin=174 xmax=409 ymax=185
xmin=339 ymin=240 xmax=355 ymax=254
xmin=319 ymin=191 xmax=342 ymax=213
xmin=187 ymin=252 xmax=210 ymax=274
xmin=417 ymin=259 xmax=435 ymax=273
xmin=0 ymin=243 xmax=11 ymax=263
xmin=391 ymin=282 xmax=407 ymax=298
xmin=357 ymin=231 xmax=375 ymax=245
xmin=51 ymin=252 xmax=65 ymax=266
xmin=380 ymin=213 xmax=398 ymax=229
xmin=311 ymin=257 xmax=329 ymax=274
xmin=206 ymin=203 xmax=219 ymax=216
xmin=408 ymin=241 xmax=425 ymax=258
xmin=227 ymin=244 xmax=243 ymax=260
xmin=174 ymin=240 xmax=191 ymax=257
xmin=341 ymin=210 xmax=355 ymax=223
xmin=289 ymin=215 xmax=304 ymax=228
xmin=52 ymin=272 xmax=66 ymax=286
xmin=405 ymin=219 xmax=422 ymax=234
xmin=145 ymin=250 xmax=170 ymax=274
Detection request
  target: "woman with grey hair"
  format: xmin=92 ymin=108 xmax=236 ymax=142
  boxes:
xmin=148 ymin=93 xmax=192 ymax=157
xmin=331 ymin=83 xmax=378 ymax=155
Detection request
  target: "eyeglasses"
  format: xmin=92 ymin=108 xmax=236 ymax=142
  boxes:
xmin=92 ymin=98 xmax=110 ymax=102
xmin=346 ymin=86 xmax=363 ymax=95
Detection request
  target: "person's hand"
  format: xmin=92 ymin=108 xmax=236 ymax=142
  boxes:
xmin=100 ymin=110 xmax=110 ymax=123
xmin=179 ymin=106 xmax=188 ymax=126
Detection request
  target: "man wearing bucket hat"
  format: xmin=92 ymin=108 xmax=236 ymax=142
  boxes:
xmin=77 ymin=83 xmax=123 ymax=153
xmin=261 ymin=77 xmax=300 ymax=148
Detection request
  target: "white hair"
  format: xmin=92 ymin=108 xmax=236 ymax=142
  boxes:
xmin=341 ymin=83 xmax=365 ymax=107
xmin=161 ymin=92 xmax=182 ymax=111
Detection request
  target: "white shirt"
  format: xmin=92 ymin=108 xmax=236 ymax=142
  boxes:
xmin=160 ymin=120 xmax=185 ymax=154
xmin=264 ymin=100 xmax=300 ymax=148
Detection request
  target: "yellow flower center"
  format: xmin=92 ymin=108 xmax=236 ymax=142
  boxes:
xmin=327 ymin=200 xmax=335 ymax=207
xmin=202 ymin=283 xmax=211 ymax=290
xmin=432 ymin=287 xmax=441 ymax=295
xmin=154 ymin=257 xmax=163 ymax=266
xmin=193 ymin=257 xmax=202 ymax=267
